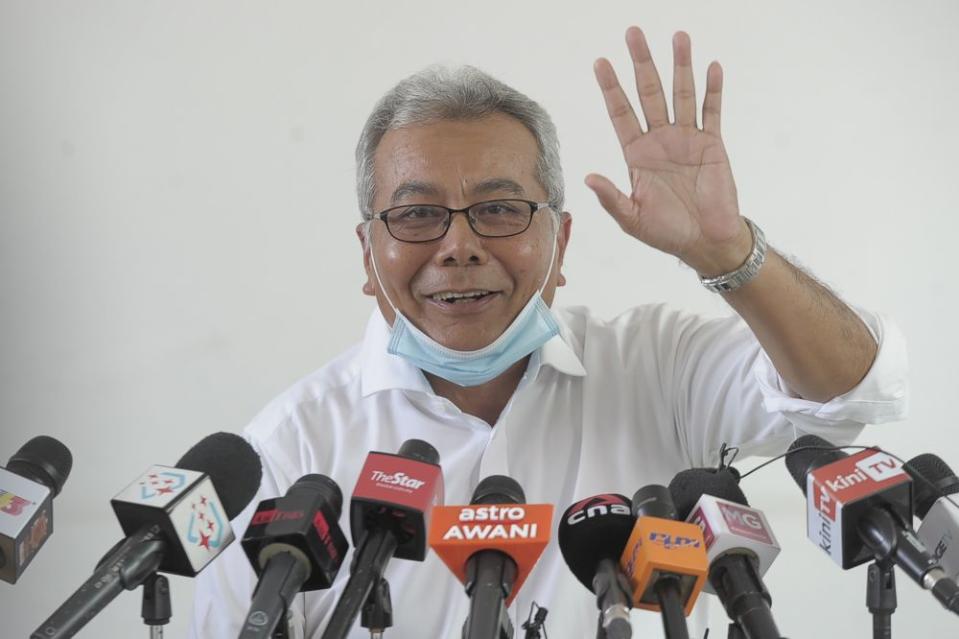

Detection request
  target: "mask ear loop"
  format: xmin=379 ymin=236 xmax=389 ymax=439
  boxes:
xmin=537 ymin=209 xmax=561 ymax=296
xmin=366 ymin=219 xmax=401 ymax=316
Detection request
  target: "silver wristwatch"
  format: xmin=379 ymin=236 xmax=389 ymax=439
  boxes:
xmin=699 ymin=218 xmax=767 ymax=293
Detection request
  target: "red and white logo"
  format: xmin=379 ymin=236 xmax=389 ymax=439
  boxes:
xmin=369 ymin=471 xmax=425 ymax=490
xmin=565 ymin=494 xmax=631 ymax=526
xmin=0 ymin=490 xmax=32 ymax=517
xmin=719 ymin=502 xmax=774 ymax=545
xmin=17 ymin=508 xmax=50 ymax=564
xmin=855 ymin=452 xmax=904 ymax=483
xmin=813 ymin=482 xmax=837 ymax=521
xmin=186 ymin=494 xmax=226 ymax=551
xmin=688 ymin=507 xmax=715 ymax=548
xmin=139 ymin=471 xmax=187 ymax=499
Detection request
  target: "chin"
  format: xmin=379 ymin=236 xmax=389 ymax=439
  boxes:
xmin=431 ymin=329 xmax=502 ymax=352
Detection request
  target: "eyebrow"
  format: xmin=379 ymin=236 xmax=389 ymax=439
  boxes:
xmin=389 ymin=178 xmax=527 ymax=205
xmin=390 ymin=180 xmax=440 ymax=204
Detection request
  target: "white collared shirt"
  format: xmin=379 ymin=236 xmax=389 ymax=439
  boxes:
xmin=190 ymin=303 xmax=907 ymax=638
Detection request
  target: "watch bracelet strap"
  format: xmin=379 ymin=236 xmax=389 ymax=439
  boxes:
xmin=698 ymin=218 xmax=767 ymax=293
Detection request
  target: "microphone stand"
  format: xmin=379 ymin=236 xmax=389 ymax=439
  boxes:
xmin=653 ymin=575 xmax=690 ymax=639
xmin=322 ymin=527 xmax=399 ymax=639
xmin=866 ymin=560 xmax=896 ymax=639
xmin=361 ymin=576 xmax=393 ymax=638
xmin=141 ymin=573 xmax=171 ymax=639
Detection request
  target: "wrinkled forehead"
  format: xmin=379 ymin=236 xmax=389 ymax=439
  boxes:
xmin=371 ymin=115 xmax=544 ymax=211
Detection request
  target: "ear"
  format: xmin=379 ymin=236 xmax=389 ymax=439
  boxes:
xmin=555 ymin=212 xmax=572 ymax=286
xmin=356 ymin=222 xmax=375 ymax=296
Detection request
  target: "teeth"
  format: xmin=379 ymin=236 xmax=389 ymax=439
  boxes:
xmin=431 ymin=290 xmax=490 ymax=302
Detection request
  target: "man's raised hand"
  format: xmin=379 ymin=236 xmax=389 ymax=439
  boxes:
xmin=586 ymin=27 xmax=751 ymax=277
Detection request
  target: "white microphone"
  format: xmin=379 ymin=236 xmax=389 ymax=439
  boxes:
xmin=905 ymin=453 xmax=959 ymax=582
xmin=0 ymin=436 xmax=73 ymax=584
xmin=685 ymin=494 xmax=780 ymax=593
xmin=669 ymin=467 xmax=783 ymax=639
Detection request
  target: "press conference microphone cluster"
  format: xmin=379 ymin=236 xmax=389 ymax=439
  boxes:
xmin=786 ymin=435 xmax=959 ymax=617
xmin=904 ymin=453 xmax=959 ymax=582
xmin=321 ymin=439 xmax=444 ymax=639
xmin=1 ymin=435 xmax=73 ymax=585
xmin=32 ymin=432 xmax=263 ymax=639
xmin=239 ymin=473 xmax=349 ymax=638
xmin=669 ymin=467 xmax=783 ymax=639
xmin=429 ymin=474 xmax=553 ymax=639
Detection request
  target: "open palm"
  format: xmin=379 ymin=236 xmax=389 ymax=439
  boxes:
xmin=587 ymin=28 xmax=745 ymax=274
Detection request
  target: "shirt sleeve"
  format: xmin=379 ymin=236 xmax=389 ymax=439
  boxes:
xmin=188 ymin=435 xmax=308 ymax=639
xmin=663 ymin=304 xmax=909 ymax=468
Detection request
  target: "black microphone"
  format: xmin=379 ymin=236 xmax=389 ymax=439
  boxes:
xmin=238 ymin=474 xmax=349 ymax=638
xmin=904 ymin=454 xmax=959 ymax=582
xmin=669 ymin=468 xmax=783 ymax=639
xmin=0 ymin=435 xmax=73 ymax=584
xmin=461 ymin=475 xmax=527 ymax=639
xmin=558 ymin=493 xmax=635 ymax=639
xmin=786 ymin=434 xmax=959 ymax=615
xmin=320 ymin=439 xmax=444 ymax=639
xmin=32 ymin=432 xmax=263 ymax=639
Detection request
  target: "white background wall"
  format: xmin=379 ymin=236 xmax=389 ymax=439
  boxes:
xmin=2 ymin=1 xmax=958 ymax=637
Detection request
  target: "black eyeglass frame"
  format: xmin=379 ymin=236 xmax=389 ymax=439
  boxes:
xmin=373 ymin=198 xmax=554 ymax=243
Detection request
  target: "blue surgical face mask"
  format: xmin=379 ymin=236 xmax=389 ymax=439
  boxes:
xmin=368 ymin=219 xmax=561 ymax=387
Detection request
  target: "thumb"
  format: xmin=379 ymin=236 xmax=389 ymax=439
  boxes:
xmin=585 ymin=173 xmax=637 ymax=232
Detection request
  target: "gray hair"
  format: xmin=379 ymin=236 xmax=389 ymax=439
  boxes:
xmin=355 ymin=65 xmax=564 ymax=221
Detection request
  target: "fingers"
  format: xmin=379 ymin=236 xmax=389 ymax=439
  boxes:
xmin=702 ymin=61 xmax=723 ymax=135
xmin=626 ymin=27 xmax=669 ymax=130
xmin=585 ymin=173 xmax=638 ymax=231
xmin=672 ymin=32 xmax=697 ymax=128
xmin=593 ymin=58 xmax=643 ymax=150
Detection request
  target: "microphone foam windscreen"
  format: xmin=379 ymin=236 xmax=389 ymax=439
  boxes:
xmin=558 ymin=494 xmax=635 ymax=591
xmin=471 ymin=475 xmax=525 ymax=505
xmin=905 ymin=453 xmax=959 ymax=518
xmin=398 ymin=439 xmax=440 ymax=465
xmin=7 ymin=435 xmax=73 ymax=496
xmin=784 ymin=434 xmax=846 ymax=490
xmin=176 ymin=432 xmax=263 ymax=519
xmin=669 ymin=468 xmax=747 ymax=520
xmin=290 ymin=473 xmax=344 ymax=517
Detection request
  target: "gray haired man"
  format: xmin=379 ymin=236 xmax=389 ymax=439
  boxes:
xmin=190 ymin=27 xmax=906 ymax=638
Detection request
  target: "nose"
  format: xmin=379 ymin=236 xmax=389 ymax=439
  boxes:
xmin=434 ymin=210 xmax=488 ymax=266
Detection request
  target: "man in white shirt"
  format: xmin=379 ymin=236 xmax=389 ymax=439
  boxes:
xmin=190 ymin=27 xmax=907 ymax=638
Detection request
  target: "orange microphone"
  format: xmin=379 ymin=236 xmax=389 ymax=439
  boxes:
xmin=619 ymin=485 xmax=707 ymax=639
xmin=429 ymin=475 xmax=553 ymax=639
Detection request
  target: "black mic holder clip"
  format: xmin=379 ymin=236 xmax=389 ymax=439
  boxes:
xmin=866 ymin=559 xmax=896 ymax=639
xmin=141 ymin=573 xmax=171 ymax=636
xmin=361 ymin=576 xmax=393 ymax=637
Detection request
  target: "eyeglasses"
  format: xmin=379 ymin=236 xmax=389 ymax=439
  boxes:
xmin=373 ymin=199 xmax=553 ymax=243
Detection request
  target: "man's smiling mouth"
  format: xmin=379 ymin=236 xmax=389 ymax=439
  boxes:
xmin=428 ymin=290 xmax=497 ymax=303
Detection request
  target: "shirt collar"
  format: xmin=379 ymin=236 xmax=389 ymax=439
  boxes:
xmin=359 ymin=307 xmax=586 ymax=398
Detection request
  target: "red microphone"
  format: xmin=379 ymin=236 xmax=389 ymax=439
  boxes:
xmin=787 ymin=435 xmax=959 ymax=616
xmin=321 ymin=439 xmax=444 ymax=639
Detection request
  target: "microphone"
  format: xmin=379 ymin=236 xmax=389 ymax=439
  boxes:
xmin=238 ymin=474 xmax=349 ymax=638
xmin=786 ymin=434 xmax=959 ymax=614
xmin=619 ymin=485 xmax=707 ymax=639
xmin=429 ymin=475 xmax=553 ymax=639
xmin=0 ymin=435 xmax=73 ymax=584
xmin=669 ymin=467 xmax=783 ymax=639
xmin=321 ymin=439 xmax=444 ymax=639
xmin=904 ymin=454 xmax=959 ymax=582
xmin=557 ymin=493 xmax=635 ymax=639
xmin=32 ymin=432 xmax=263 ymax=639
